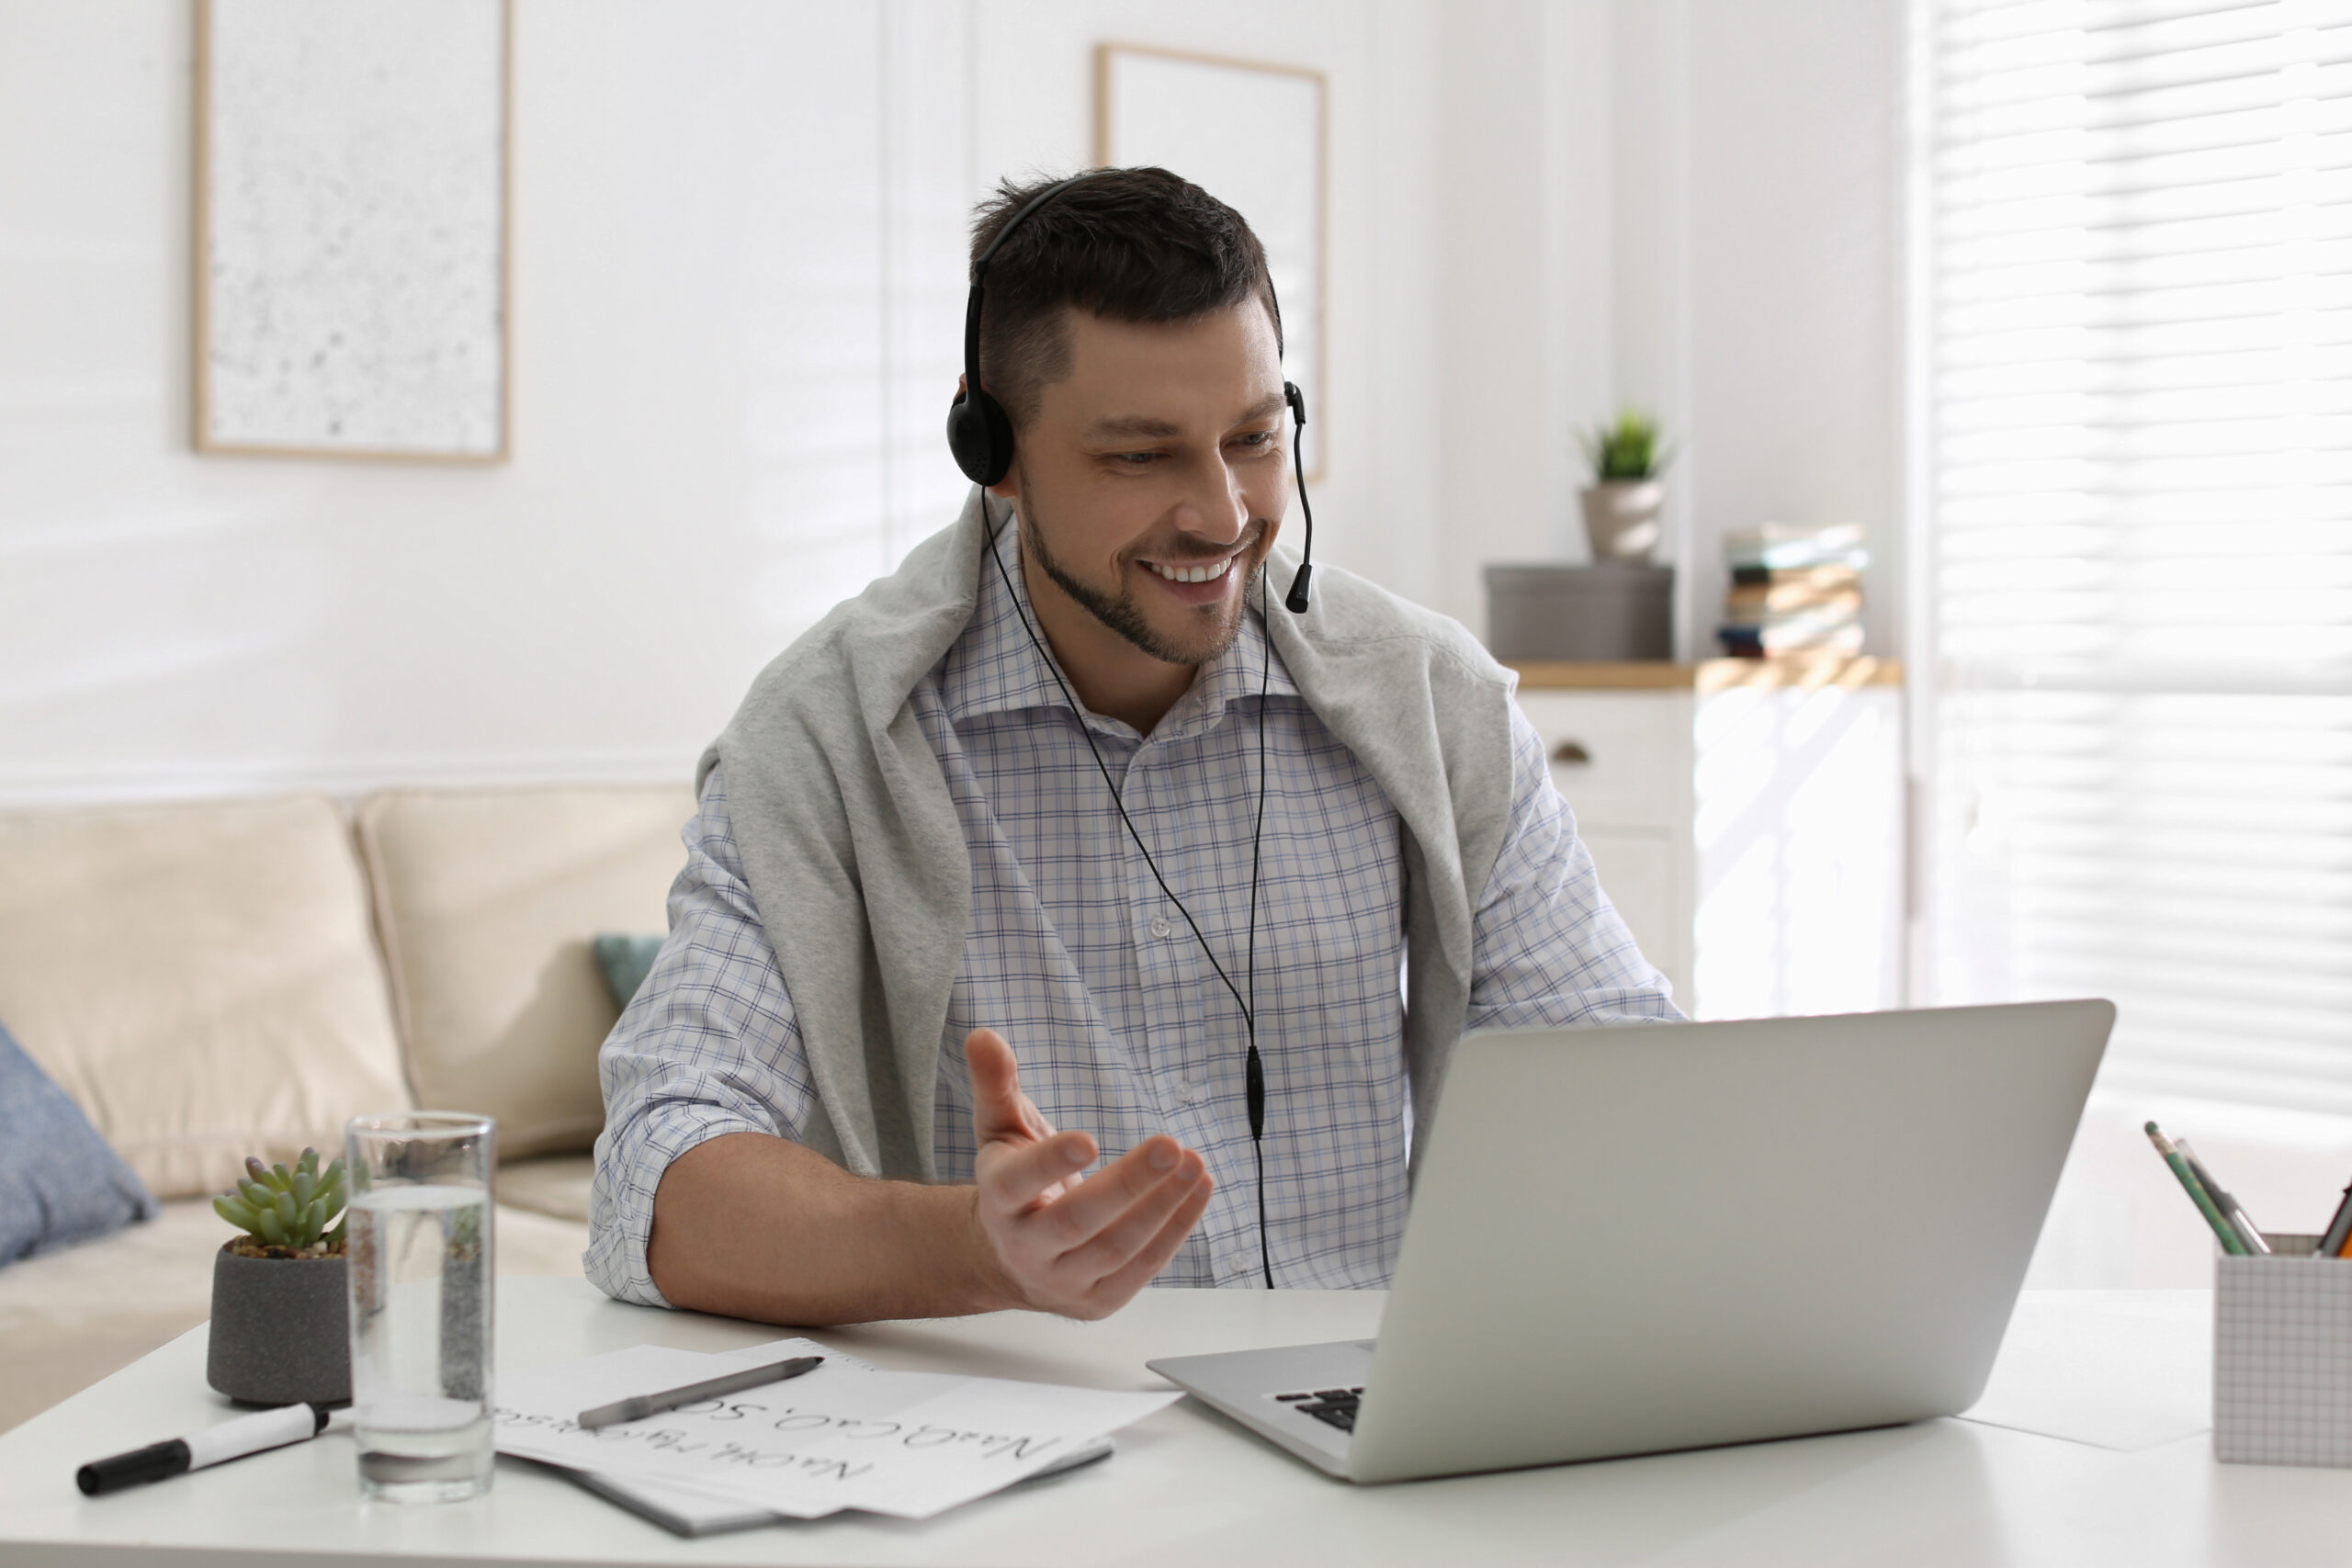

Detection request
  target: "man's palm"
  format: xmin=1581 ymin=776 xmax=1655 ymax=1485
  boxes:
xmin=965 ymin=1028 xmax=1214 ymax=1318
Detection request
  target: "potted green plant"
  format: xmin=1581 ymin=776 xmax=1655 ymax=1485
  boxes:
xmin=206 ymin=1148 xmax=351 ymax=1406
xmin=1577 ymin=409 xmax=1671 ymax=561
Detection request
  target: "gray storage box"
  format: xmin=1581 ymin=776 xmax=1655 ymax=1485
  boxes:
xmin=1484 ymin=563 xmax=1674 ymax=661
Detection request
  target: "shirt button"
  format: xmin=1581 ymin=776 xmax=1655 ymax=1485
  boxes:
xmin=1149 ymin=916 xmax=1172 ymax=939
xmin=1180 ymin=1081 xmax=1204 ymax=1105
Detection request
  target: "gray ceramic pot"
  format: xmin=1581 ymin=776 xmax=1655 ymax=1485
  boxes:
xmin=1579 ymin=479 xmax=1666 ymax=561
xmin=207 ymin=1243 xmax=350 ymax=1406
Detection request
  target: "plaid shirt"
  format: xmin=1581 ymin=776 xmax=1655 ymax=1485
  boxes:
xmin=589 ymin=525 xmax=1679 ymax=1303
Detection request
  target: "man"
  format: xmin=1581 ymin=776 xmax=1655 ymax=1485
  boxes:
xmin=588 ymin=167 xmax=1676 ymax=1326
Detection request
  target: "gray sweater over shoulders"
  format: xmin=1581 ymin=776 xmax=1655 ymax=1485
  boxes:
xmin=699 ymin=487 xmax=1521 ymax=1184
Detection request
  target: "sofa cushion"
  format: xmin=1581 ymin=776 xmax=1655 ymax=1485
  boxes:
xmin=0 ymin=1016 xmax=158 ymax=1264
xmin=498 ymin=1153 xmax=593 ymax=1223
xmin=592 ymin=932 xmax=665 ymax=1011
xmin=0 ymin=795 xmax=413 ymax=1201
xmin=356 ymin=786 xmax=693 ymax=1161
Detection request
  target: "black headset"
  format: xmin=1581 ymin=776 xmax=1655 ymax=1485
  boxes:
xmin=945 ymin=174 xmax=1316 ymax=613
xmin=947 ymin=171 xmax=1315 ymax=1286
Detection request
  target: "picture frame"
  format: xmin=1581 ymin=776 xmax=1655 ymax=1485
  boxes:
xmin=1094 ymin=43 xmax=1328 ymax=481
xmin=194 ymin=0 xmax=514 ymax=462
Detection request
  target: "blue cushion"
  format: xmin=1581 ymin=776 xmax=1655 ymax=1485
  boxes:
xmin=0 ymin=1017 xmax=158 ymax=1267
xmin=592 ymin=933 xmax=666 ymax=1011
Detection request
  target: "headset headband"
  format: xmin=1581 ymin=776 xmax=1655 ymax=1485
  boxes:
xmin=960 ymin=175 xmax=1087 ymax=423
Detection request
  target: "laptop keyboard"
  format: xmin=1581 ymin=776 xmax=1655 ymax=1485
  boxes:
xmin=1275 ymin=1387 xmax=1363 ymax=1433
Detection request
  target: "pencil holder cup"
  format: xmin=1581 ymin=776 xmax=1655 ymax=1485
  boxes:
xmin=2214 ymin=1234 xmax=2352 ymax=1467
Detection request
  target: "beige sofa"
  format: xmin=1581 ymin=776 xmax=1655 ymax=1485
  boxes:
xmin=0 ymin=783 xmax=695 ymax=1433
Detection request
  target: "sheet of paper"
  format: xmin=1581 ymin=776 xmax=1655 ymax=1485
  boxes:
xmin=1959 ymin=1292 xmax=2211 ymax=1451
xmin=556 ymin=1464 xmax=784 ymax=1537
xmin=557 ymin=1437 xmax=1117 ymax=1537
xmin=493 ymin=1337 xmax=1177 ymax=1521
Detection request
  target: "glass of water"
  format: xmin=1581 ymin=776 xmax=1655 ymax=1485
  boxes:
xmin=345 ymin=1111 xmax=496 ymax=1503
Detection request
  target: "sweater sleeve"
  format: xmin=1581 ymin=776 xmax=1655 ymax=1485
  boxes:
xmin=585 ymin=764 xmax=822 ymax=1307
xmin=1463 ymin=705 xmax=1687 ymax=1032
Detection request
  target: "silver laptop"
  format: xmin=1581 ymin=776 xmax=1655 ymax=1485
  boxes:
xmin=1148 ymin=999 xmax=2113 ymax=1483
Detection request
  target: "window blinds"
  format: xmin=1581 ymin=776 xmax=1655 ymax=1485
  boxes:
xmin=1928 ymin=0 xmax=2352 ymax=1111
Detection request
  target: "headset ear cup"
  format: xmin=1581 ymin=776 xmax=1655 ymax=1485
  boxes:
xmin=978 ymin=390 xmax=1014 ymax=486
xmin=946 ymin=388 xmax=1016 ymax=487
xmin=945 ymin=392 xmax=989 ymax=485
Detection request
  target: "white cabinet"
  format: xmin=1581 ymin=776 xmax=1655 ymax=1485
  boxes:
xmin=1512 ymin=661 xmax=1905 ymax=1021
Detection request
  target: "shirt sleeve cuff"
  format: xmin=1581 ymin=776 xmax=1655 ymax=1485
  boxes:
xmin=585 ymin=1107 xmax=772 ymax=1310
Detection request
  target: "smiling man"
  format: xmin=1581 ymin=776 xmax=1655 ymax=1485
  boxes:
xmin=587 ymin=167 xmax=1679 ymax=1326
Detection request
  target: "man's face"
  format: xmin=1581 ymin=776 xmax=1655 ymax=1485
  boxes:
xmin=993 ymin=301 xmax=1291 ymax=670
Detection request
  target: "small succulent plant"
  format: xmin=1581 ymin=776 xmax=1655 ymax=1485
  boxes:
xmin=214 ymin=1148 xmax=347 ymax=1254
xmin=1579 ymin=409 xmax=1671 ymax=482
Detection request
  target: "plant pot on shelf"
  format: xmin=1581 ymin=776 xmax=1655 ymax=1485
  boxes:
xmin=1579 ymin=479 xmax=1666 ymax=562
xmin=207 ymin=1242 xmax=350 ymax=1406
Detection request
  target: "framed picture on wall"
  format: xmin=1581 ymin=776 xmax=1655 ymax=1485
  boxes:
xmin=195 ymin=0 xmax=512 ymax=461
xmin=1095 ymin=43 xmax=1327 ymax=481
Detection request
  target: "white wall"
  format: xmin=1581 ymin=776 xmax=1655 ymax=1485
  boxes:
xmin=1611 ymin=0 xmax=1903 ymax=660
xmin=0 ymin=0 xmax=1907 ymax=804
xmin=1429 ymin=0 xmax=1616 ymax=628
xmin=0 ymin=0 xmax=1449 ymax=805
xmin=1682 ymin=0 xmax=1902 ymax=660
xmin=1424 ymin=0 xmax=1905 ymax=662
xmin=4 ymin=1 xmax=909 ymax=802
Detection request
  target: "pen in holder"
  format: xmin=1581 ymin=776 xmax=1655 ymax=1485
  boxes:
xmin=2214 ymin=1235 xmax=2352 ymax=1468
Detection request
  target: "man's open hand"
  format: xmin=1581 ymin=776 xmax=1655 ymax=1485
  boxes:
xmin=964 ymin=1028 xmax=1214 ymax=1319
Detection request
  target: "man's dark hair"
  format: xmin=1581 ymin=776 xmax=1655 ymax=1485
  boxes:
xmin=969 ymin=166 xmax=1281 ymax=428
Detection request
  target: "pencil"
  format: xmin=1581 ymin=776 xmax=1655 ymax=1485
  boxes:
xmin=2320 ymin=1180 xmax=2352 ymax=1259
xmin=577 ymin=1355 xmax=823 ymax=1431
xmin=2144 ymin=1122 xmax=2246 ymax=1256
xmin=2175 ymin=1138 xmax=2270 ymax=1256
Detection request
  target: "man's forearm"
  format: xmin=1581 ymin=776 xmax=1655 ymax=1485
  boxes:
xmin=645 ymin=1132 xmax=1017 ymax=1324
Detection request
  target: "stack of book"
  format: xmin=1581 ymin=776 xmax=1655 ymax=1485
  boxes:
xmin=1718 ymin=525 xmax=1867 ymax=658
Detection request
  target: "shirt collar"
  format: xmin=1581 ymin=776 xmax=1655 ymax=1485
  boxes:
xmin=939 ymin=513 xmax=1297 ymax=740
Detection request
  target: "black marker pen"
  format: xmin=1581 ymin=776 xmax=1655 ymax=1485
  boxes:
xmin=77 ymin=1403 xmax=344 ymax=1495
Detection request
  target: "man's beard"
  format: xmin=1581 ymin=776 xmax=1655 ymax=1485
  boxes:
xmin=1017 ymin=492 xmax=1267 ymax=668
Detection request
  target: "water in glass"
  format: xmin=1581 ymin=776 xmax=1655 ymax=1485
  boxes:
xmin=349 ymin=1183 xmax=492 ymax=1501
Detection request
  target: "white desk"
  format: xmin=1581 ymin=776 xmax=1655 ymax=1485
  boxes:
xmin=3 ymin=1279 xmax=2347 ymax=1567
